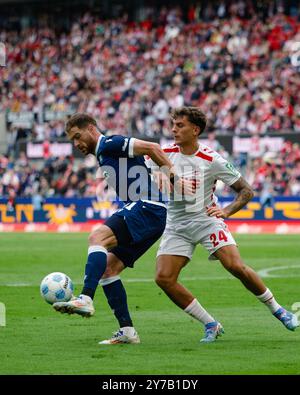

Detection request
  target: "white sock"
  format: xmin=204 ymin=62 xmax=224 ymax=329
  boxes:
xmin=121 ymin=326 xmax=136 ymax=336
xmin=184 ymin=298 xmax=215 ymax=325
xmin=256 ymin=288 xmax=281 ymax=314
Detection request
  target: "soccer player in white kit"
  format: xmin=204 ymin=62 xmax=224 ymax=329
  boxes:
xmin=154 ymin=107 xmax=299 ymax=343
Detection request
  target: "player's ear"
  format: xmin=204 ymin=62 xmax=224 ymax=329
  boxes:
xmin=194 ymin=126 xmax=200 ymax=136
xmin=87 ymin=124 xmax=96 ymax=135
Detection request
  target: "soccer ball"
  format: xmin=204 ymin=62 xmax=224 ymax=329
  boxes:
xmin=40 ymin=272 xmax=74 ymax=305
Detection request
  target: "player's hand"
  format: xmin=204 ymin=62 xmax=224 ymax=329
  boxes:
xmin=206 ymin=205 xmax=229 ymax=219
xmin=153 ymin=172 xmax=199 ymax=196
xmin=174 ymin=177 xmax=199 ymax=196
xmin=153 ymin=171 xmax=173 ymax=194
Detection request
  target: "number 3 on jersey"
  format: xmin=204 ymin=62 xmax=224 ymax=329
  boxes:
xmin=210 ymin=230 xmax=228 ymax=247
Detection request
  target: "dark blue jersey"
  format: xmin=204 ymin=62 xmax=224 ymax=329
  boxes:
xmin=95 ymin=135 xmax=166 ymax=205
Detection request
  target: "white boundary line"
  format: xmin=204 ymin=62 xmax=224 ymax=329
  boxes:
xmin=1 ymin=264 xmax=300 ymax=287
xmin=257 ymin=264 xmax=300 ymax=278
xmin=0 ymin=276 xmax=231 ymax=287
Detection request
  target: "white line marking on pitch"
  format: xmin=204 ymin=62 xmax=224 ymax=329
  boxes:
xmin=1 ymin=264 xmax=300 ymax=286
xmin=257 ymin=264 xmax=300 ymax=278
xmin=0 ymin=276 xmax=231 ymax=287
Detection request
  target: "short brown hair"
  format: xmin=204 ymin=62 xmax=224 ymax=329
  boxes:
xmin=170 ymin=106 xmax=207 ymax=135
xmin=66 ymin=113 xmax=97 ymax=134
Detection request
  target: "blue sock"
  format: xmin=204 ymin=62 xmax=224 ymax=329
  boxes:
xmin=102 ymin=279 xmax=133 ymax=328
xmin=81 ymin=246 xmax=107 ymax=299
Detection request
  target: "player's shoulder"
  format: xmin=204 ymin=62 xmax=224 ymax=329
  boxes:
xmin=162 ymin=143 xmax=180 ymax=153
xmin=102 ymin=134 xmax=126 ymax=142
xmin=100 ymin=134 xmax=130 ymax=150
xmin=196 ymin=144 xmax=218 ymax=163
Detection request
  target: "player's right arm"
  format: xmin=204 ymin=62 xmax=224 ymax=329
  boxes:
xmin=132 ymin=139 xmax=174 ymax=172
xmin=98 ymin=135 xmax=173 ymax=171
xmin=98 ymin=136 xmax=195 ymax=194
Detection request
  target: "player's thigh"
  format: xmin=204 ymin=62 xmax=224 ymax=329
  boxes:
xmin=199 ymin=220 xmax=237 ymax=261
xmin=102 ymin=252 xmax=126 ymax=278
xmin=156 ymin=255 xmax=190 ymax=282
xmin=104 ymin=213 xmax=134 ymax=245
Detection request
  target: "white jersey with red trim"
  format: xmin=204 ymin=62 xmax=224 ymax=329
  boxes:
xmin=160 ymin=143 xmax=241 ymax=223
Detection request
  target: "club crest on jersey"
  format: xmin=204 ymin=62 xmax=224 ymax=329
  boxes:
xmin=103 ymin=170 xmax=109 ymax=179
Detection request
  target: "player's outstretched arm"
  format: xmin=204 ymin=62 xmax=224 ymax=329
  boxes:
xmin=207 ymin=177 xmax=254 ymax=219
xmin=133 ymin=139 xmax=196 ymax=195
xmin=132 ymin=139 xmax=174 ymax=170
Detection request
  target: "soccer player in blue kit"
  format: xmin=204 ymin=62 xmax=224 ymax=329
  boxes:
xmin=53 ymin=113 xmax=190 ymax=344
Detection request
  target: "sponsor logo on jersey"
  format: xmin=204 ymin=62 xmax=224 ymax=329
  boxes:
xmin=226 ymin=162 xmax=239 ymax=176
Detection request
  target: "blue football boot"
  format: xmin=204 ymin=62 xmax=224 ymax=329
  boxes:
xmin=200 ymin=321 xmax=224 ymax=343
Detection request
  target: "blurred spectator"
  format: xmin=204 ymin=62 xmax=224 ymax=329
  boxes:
xmin=7 ymin=188 xmax=16 ymax=211
xmin=206 ymin=131 xmax=222 ymax=151
xmin=32 ymin=189 xmax=44 ymax=210
xmin=2 ymin=165 xmax=19 ymax=195
xmin=260 ymin=176 xmax=275 ymax=208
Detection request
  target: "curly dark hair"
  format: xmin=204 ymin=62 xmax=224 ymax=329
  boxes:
xmin=170 ymin=107 xmax=207 ymax=135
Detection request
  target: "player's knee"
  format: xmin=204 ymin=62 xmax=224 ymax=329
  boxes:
xmin=88 ymin=227 xmax=106 ymax=246
xmin=102 ymin=266 xmax=117 ymax=279
xmin=155 ymin=272 xmax=175 ymax=290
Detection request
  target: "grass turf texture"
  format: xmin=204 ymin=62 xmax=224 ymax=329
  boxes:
xmin=0 ymin=233 xmax=299 ymax=375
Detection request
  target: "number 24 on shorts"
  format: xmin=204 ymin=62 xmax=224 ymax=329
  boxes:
xmin=210 ymin=231 xmax=228 ymax=247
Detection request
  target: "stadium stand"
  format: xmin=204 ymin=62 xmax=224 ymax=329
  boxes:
xmin=1 ymin=1 xmax=300 ymax=138
xmin=0 ymin=0 xmax=300 ymax=200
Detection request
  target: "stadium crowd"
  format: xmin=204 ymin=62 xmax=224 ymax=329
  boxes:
xmin=1 ymin=0 xmax=300 ymax=144
xmin=1 ymin=1 xmax=300 ymax=201
xmin=1 ymin=138 xmax=300 ymax=201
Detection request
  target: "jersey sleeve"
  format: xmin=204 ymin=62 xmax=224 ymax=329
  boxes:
xmin=98 ymin=136 xmax=136 ymax=158
xmin=211 ymin=154 xmax=241 ymax=186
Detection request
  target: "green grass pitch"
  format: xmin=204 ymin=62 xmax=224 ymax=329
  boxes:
xmin=0 ymin=233 xmax=299 ymax=375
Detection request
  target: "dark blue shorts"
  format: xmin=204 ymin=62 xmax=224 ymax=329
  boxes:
xmin=104 ymin=200 xmax=166 ymax=267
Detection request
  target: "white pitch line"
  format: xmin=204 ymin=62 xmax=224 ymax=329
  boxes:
xmin=1 ymin=264 xmax=300 ymax=287
xmin=125 ymin=276 xmax=231 ymax=283
xmin=257 ymin=264 xmax=300 ymax=278
xmin=0 ymin=276 xmax=231 ymax=287
xmin=0 ymin=265 xmax=300 ymax=287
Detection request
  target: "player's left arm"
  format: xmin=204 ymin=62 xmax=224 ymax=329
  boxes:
xmin=207 ymin=176 xmax=254 ymax=219
xmin=133 ymin=139 xmax=196 ymax=195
